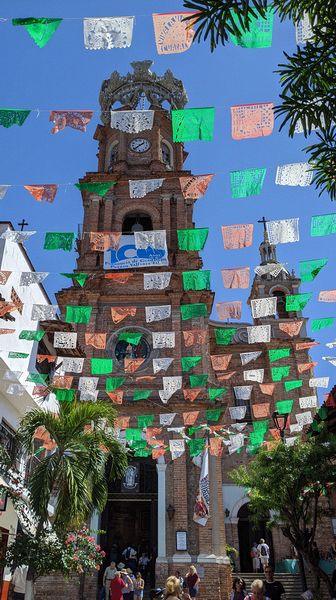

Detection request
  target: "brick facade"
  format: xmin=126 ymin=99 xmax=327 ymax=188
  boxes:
xmin=38 ymin=63 xmax=334 ymax=599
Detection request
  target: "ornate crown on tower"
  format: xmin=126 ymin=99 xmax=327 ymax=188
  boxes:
xmin=99 ymin=60 xmax=188 ymax=124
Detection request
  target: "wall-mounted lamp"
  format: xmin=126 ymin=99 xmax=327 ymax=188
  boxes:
xmin=225 ymin=508 xmax=230 ymax=518
xmin=166 ymin=504 xmax=175 ymax=521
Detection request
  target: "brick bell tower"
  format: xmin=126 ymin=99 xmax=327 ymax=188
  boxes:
xmin=56 ymin=61 xmax=231 ymax=599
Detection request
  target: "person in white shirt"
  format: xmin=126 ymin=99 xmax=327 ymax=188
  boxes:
xmin=11 ymin=565 xmax=28 ymax=600
xmin=103 ymin=561 xmax=117 ymax=600
xmin=257 ymin=538 xmax=270 ymax=569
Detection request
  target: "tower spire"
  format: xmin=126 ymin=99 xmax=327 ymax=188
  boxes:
xmin=257 ymin=217 xmax=277 ymax=265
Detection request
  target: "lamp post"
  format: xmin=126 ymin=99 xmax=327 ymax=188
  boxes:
xmin=272 ymin=411 xmax=307 ymax=590
xmin=271 ymin=411 xmax=289 ymax=441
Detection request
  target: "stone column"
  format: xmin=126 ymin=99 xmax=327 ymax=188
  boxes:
xmin=196 ymin=454 xmax=232 ymax=600
xmin=90 ymin=510 xmax=100 ymax=542
xmin=172 ymin=448 xmax=191 ymax=565
xmin=156 ymin=461 xmax=167 ymax=560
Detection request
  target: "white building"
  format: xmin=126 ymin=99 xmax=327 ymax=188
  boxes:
xmin=0 ymin=222 xmax=53 ymax=594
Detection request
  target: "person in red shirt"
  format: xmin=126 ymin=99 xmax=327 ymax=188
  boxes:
xmin=185 ymin=566 xmax=200 ymax=599
xmin=110 ymin=572 xmax=128 ymax=600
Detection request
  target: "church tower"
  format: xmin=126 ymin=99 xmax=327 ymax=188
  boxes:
xmin=56 ymin=62 xmax=231 ymax=599
xmin=248 ymin=217 xmax=303 ymax=324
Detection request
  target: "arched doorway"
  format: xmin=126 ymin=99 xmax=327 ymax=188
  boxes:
xmin=100 ymin=459 xmax=158 ymax=585
xmin=237 ymin=503 xmax=273 ymax=572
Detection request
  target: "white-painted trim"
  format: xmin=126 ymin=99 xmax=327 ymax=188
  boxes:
xmin=156 ymin=456 xmax=167 ymax=559
xmin=230 ymin=496 xmax=250 ymax=519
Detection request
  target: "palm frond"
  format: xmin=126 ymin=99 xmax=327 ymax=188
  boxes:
xmin=182 ymin=0 xmax=267 ymax=50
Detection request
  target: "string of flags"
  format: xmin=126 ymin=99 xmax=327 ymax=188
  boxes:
xmin=0 ymin=105 xmax=315 ymax=144
xmin=0 ymin=164 xmax=319 ymax=207
xmin=3 ymin=11 xmax=312 ymax=52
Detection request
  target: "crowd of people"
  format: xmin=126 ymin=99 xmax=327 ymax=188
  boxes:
xmin=101 ymin=543 xmax=153 ymax=600
xmin=102 ymin=563 xmax=201 ymax=600
xmin=102 ymin=561 xmax=287 ymax=600
xmin=230 ymin=567 xmax=286 ymax=600
xmin=100 ymin=536 xmax=336 ymax=600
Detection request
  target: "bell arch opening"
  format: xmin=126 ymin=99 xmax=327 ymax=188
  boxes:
xmin=122 ymin=212 xmax=153 ymax=233
xmin=271 ymin=289 xmax=287 ymax=319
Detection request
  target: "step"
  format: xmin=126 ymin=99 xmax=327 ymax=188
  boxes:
xmin=235 ymin=572 xmax=303 ymax=600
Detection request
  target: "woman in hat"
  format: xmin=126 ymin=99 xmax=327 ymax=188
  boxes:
xmin=109 ymin=571 xmax=128 ymax=600
xmin=120 ymin=569 xmax=133 ymax=600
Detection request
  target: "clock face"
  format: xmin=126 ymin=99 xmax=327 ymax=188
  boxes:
xmin=129 ymin=138 xmax=151 ymax=153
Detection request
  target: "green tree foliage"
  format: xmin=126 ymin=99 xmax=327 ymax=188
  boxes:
xmin=230 ymin=434 xmax=336 ymax=597
xmin=182 ymin=0 xmax=336 ymax=200
xmin=0 ymin=400 xmax=128 ymax=599
xmin=17 ymin=400 xmax=128 ymax=531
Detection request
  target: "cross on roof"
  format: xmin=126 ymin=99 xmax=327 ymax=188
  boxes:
xmin=18 ymin=219 xmax=29 ymax=231
xmin=257 ymin=216 xmax=269 ymax=232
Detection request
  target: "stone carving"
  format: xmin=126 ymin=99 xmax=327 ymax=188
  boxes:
xmin=99 ymin=60 xmax=188 ymax=124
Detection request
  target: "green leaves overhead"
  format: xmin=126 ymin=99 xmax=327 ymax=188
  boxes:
xmin=182 ymin=0 xmax=268 ymax=50
xmin=182 ymin=0 xmax=336 ymax=200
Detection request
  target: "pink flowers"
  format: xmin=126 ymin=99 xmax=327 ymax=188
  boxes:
xmin=62 ymin=528 xmax=105 ymax=575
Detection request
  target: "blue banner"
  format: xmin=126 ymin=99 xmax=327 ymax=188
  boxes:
xmin=104 ymin=234 xmax=169 ymax=270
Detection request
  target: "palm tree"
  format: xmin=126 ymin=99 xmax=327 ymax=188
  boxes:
xmin=6 ymin=400 xmax=128 ymax=600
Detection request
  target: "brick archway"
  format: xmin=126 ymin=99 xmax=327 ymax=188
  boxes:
xmin=114 ymin=203 xmax=162 ymax=231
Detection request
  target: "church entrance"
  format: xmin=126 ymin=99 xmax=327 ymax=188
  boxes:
xmin=237 ymin=503 xmax=273 ymax=572
xmin=100 ymin=460 xmax=158 ymax=586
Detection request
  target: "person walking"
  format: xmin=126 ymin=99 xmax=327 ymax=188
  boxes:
xmin=185 ymin=566 xmax=200 ymax=599
xmin=230 ymin=578 xmax=247 ymax=600
xmin=126 ymin=568 xmax=136 ymax=600
xmin=138 ymin=552 xmax=150 ymax=581
xmin=251 ymin=543 xmax=260 ymax=573
xmin=121 ymin=568 xmax=133 ymax=600
xmin=257 ymin=538 xmax=270 ymax=570
xmin=103 ymin=561 xmax=117 ymax=600
xmin=263 ymin=566 xmax=286 ymax=600
xmin=244 ymin=579 xmax=271 ymax=600
xmin=11 ymin=566 xmax=28 ymax=600
xmin=164 ymin=576 xmax=182 ymax=600
xmin=133 ymin=572 xmax=144 ymax=600
xmin=110 ymin=571 xmax=128 ymax=600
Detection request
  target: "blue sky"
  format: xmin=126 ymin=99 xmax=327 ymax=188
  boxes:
xmin=0 ymin=0 xmax=335 ymax=397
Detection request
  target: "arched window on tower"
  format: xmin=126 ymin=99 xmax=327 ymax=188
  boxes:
xmin=107 ymin=141 xmax=119 ymax=172
xmin=122 ymin=212 xmax=153 ymax=234
xmin=272 ymin=290 xmax=287 ymax=319
xmin=160 ymin=141 xmax=173 ymax=170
